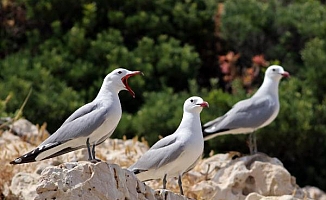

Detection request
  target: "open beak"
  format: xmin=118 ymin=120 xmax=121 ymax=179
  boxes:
xmin=281 ymin=71 xmax=290 ymax=78
xmin=121 ymin=71 xmax=143 ymax=98
xmin=198 ymin=101 xmax=209 ymax=108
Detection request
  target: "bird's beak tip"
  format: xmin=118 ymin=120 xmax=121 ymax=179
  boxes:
xmin=282 ymin=72 xmax=290 ymax=78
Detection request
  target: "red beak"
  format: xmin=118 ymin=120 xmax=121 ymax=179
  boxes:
xmin=198 ymin=101 xmax=209 ymax=108
xmin=282 ymin=71 xmax=290 ymax=78
xmin=121 ymin=71 xmax=143 ymax=98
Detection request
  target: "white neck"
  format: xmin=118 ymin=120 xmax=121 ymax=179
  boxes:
xmin=95 ymin=80 xmax=121 ymax=101
xmin=253 ymin=76 xmax=280 ymax=98
xmin=176 ymin=112 xmax=202 ymax=137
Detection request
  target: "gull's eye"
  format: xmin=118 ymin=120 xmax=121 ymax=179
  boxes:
xmin=272 ymin=68 xmax=276 ymax=72
xmin=118 ymin=71 xmax=122 ymax=74
xmin=190 ymin=99 xmax=194 ymax=103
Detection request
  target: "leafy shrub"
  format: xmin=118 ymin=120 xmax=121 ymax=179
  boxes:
xmin=0 ymin=52 xmax=82 ymax=131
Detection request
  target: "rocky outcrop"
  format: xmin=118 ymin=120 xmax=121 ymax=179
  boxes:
xmin=303 ymin=186 xmax=326 ymax=200
xmin=245 ymin=193 xmax=303 ymax=200
xmin=35 ymin=162 xmax=187 ymax=200
xmin=189 ymin=153 xmax=311 ymax=200
xmin=1 ymin=119 xmax=326 ymax=200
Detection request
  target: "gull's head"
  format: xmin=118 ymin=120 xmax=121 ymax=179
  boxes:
xmin=105 ymin=68 xmax=143 ymax=97
xmin=265 ymin=65 xmax=290 ymax=81
xmin=184 ymin=96 xmax=209 ymax=113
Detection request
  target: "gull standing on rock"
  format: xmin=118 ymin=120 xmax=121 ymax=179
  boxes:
xmin=203 ymin=65 xmax=289 ymax=154
xmin=128 ymin=96 xmax=209 ymax=195
xmin=11 ymin=68 xmax=142 ymax=164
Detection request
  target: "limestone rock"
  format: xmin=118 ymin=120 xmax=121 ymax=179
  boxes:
xmin=303 ymin=186 xmax=326 ymax=200
xmin=10 ymin=172 xmax=40 ymax=199
xmin=10 ymin=119 xmax=50 ymax=144
xmin=245 ymin=193 xmax=303 ymax=200
xmin=34 ymin=162 xmax=191 ymax=200
xmin=199 ymin=153 xmax=311 ymax=200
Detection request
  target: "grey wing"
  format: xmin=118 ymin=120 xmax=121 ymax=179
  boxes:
xmin=203 ymin=115 xmax=226 ymax=128
xmin=205 ymin=96 xmax=277 ymax=132
xmin=62 ymin=102 xmax=97 ymax=125
xmin=129 ymin=135 xmax=185 ymax=171
xmin=40 ymin=104 xmax=108 ymax=146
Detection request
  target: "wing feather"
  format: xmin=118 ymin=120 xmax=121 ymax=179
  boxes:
xmin=129 ymin=135 xmax=185 ymax=171
xmin=204 ymin=96 xmax=277 ymax=133
xmin=40 ymin=103 xmax=108 ymax=146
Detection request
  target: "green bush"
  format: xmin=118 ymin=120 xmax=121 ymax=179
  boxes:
xmin=0 ymin=52 xmax=82 ymax=131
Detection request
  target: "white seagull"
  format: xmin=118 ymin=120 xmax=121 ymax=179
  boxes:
xmin=128 ymin=96 xmax=209 ymax=195
xmin=203 ymin=65 xmax=289 ymax=154
xmin=11 ymin=68 xmax=142 ymax=164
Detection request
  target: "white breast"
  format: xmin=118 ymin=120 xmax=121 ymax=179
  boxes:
xmin=89 ymin=105 xmax=122 ymax=145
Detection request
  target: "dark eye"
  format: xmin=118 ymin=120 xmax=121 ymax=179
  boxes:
xmin=190 ymin=99 xmax=194 ymax=103
xmin=118 ymin=71 xmax=122 ymax=74
xmin=272 ymin=68 xmax=276 ymax=72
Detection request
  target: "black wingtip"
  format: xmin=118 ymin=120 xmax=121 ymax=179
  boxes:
xmin=10 ymin=148 xmax=41 ymax=164
xmin=10 ymin=160 xmax=16 ymax=165
xmin=10 ymin=155 xmax=37 ymax=165
xmin=10 ymin=143 xmax=82 ymax=165
xmin=9 ymin=142 xmax=61 ymax=165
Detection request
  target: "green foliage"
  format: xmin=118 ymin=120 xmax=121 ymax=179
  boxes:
xmin=221 ymin=0 xmax=326 ymax=71
xmin=301 ymin=37 xmax=326 ymax=102
xmin=220 ymin=0 xmax=281 ymax=61
xmin=0 ymin=95 xmax=11 ymax=118
xmin=0 ymin=51 xmax=82 ymax=131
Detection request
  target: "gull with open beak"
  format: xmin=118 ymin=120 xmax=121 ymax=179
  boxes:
xmin=11 ymin=68 xmax=142 ymax=164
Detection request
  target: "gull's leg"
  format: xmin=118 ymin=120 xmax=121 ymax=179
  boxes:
xmin=162 ymin=174 xmax=167 ymax=190
xmin=248 ymin=132 xmax=258 ymax=155
xmin=91 ymin=143 xmax=101 ymax=163
xmin=178 ymin=174 xmax=184 ymax=195
xmin=86 ymin=138 xmax=93 ymax=161
xmin=91 ymin=144 xmax=96 ymax=159
xmin=86 ymin=139 xmax=101 ymax=163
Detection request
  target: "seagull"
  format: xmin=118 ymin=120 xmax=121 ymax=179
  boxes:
xmin=203 ymin=65 xmax=289 ymax=154
xmin=128 ymin=96 xmax=209 ymax=195
xmin=10 ymin=68 xmax=142 ymax=164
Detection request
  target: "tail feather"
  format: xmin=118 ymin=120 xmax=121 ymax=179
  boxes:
xmin=10 ymin=142 xmax=82 ymax=165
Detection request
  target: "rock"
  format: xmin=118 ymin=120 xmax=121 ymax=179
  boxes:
xmin=198 ymin=153 xmax=311 ymax=200
xmin=187 ymin=180 xmax=218 ymax=199
xmin=34 ymin=162 xmax=191 ymax=200
xmin=10 ymin=119 xmax=49 ymax=144
xmin=10 ymin=172 xmax=40 ymax=199
xmin=303 ymin=186 xmax=326 ymax=200
xmin=245 ymin=193 xmax=303 ymax=200
xmin=0 ymin=130 xmax=47 ymax=198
